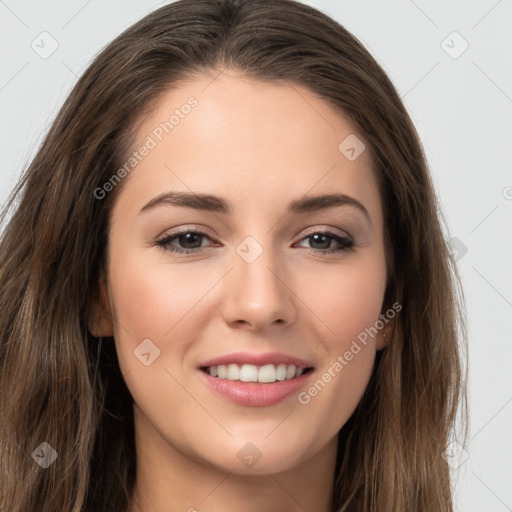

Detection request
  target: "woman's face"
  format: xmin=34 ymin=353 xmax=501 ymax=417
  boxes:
xmin=95 ymin=71 xmax=392 ymax=476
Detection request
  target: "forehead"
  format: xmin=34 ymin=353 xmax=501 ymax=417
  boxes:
xmin=118 ymin=71 xmax=382 ymax=225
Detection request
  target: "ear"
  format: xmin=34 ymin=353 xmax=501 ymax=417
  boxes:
xmin=375 ymin=302 xmax=397 ymax=351
xmin=88 ymin=274 xmax=114 ymax=337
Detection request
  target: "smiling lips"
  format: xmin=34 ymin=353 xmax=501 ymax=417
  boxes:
xmin=198 ymin=351 xmax=315 ymax=407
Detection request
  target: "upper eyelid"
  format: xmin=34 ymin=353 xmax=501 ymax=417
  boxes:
xmin=158 ymin=222 xmax=351 ymax=237
xmin=299 ymin=225 xmax=352 ymax=240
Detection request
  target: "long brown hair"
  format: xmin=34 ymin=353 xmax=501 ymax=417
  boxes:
xmin=0 ymin=0 xmax=467 ymax=510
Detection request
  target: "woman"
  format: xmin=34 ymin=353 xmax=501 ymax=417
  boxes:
xmin=0 ymin=0 xmax=467 ymax=510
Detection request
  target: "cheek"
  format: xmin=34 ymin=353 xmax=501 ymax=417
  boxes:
xmin=106 ymin=248 xmax=213 ymax=423
xmin=295 ymin=257 xmax=385 ymax=402
xmin=106 ymin=245 xmax=221 ymax=368
xmin=302 ymin=258 xmax=387 ymax=345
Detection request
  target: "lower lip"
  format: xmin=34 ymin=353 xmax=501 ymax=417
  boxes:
xmin=199 ymin=369 xmax=314 ymax=407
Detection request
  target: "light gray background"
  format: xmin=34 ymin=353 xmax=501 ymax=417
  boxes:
xmin=1 ymin=1 xmax=511 ymax=510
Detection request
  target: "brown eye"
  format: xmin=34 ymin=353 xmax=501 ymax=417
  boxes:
xmin=156 ymin=229 xmax=215 ymax=254
xmin=296 ymin=231 xmax=355 ymax=254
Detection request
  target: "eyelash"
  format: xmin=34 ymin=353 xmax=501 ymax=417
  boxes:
xmin=155 ymin=227 xmax=355 ymax=256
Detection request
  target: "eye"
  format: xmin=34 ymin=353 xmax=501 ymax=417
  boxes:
xmin=295 ymin=231 xmax=355 ymax=255
xmin=155 ymin=228 xmax=355 ymax=256
xmin=156 ymin=228 xmax=216 ymax=254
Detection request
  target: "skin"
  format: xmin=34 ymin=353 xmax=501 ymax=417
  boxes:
xmin=89 ymin=70 xmax=394 ymax=512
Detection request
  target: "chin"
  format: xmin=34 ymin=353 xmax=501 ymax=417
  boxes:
xmin=193 ymin=435 xmax=314 ymax=476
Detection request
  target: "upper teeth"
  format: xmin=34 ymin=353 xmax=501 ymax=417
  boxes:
xmin=207 ymin=363 xmax=304 ymax=383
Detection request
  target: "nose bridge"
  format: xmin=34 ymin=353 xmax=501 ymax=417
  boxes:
xmin=221 ymin=235 xmax=295 ymax=329
xmin=237 ymin=237 xmax=281 ymax=294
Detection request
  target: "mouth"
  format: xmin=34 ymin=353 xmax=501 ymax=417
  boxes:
xmin=200 ymin=363 xmax=314 ymax=383
xmin=197 ymin=352 xmax=315 ymax=407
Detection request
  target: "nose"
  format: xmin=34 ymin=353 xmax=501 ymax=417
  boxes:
xmin=221 ymin=241 xmax=297 ymax=332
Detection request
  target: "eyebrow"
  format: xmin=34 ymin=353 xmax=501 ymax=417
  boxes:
xmin=139 ymin=191 xmax=371 ymax=224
